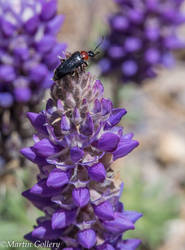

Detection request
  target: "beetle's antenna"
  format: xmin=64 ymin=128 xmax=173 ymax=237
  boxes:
xmin=94 ymin=51 xmax=100 ymax=56
xmin=93 ymin=36 xmax=104 ymax=52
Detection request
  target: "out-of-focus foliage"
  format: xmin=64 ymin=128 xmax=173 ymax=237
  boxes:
xmin=121 ymin=169 xmax=180 ymax=249
xmin=0 ymin=168 xmax=45 ymax=250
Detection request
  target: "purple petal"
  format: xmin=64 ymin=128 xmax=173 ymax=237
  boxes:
xmin=93 ymin=80 xmax=104 ymax=97
xmin=93 ymin=99 xmax=101 ymax=113
xmin=57 ymin=99 xmax=64 ymax=112
xmin=14 ymin=47 xmax=29 ymax=61
xmin=108 ymin=45 xmax=124 ymax=59
xmin=116 ymin=239 xmax=141 ymax=250
xmin=121 ymin=61 xmax=138 ymax=76
xmin=52 ymin=210 xmax=66 ymax=229
xmin=43 ymin=43 xmax=67 ymax=70
xmin=122 ymin=211 xmax=143 ymax=224
xmin=36 ymin=35 xmax=56 ymax=53
xmin=27 ymin=112 xmax=48 ymax=135
xmin=29 ymin=64 xmax=48 ymax=82
xmin=14 ymin=87 xmax=31 ymax=102
xmin=72 ymin=108 xmax=81 ymax=124
xmin=70 ymin=147 xmax=84 ymax=162
xmin=20 ymin=147 xmax=36 ymax=162
xmin=111 ymin=15 xmax=129 ymax=31
xmin=146 ymin=0 xmax=158 ymax=10
xmin=113 ymin=135 xmax=139 ymax=161
xmin=88 ymin=162 xmax=106 ymax=182
xmin=80 ymin=114 xmax=94 ymax=136
xmin=164 ymin=36 xmax=185 ymax=49
xmin=101 ymin=98 xmax=112 ymax=116
xmin=145 ymin=48 xmax=160 ymax=64
xmin=72 ymin=188 xmax=90 ymax=207
xmin=61 ymin=115 xmax=70 ymax=131
xmin=32 ymin=226 xmax=46 ymax=239
xmin=96 ymin=243 xmax=115 ymax=250
xmin=20 ymin=147 xmax=47 ymax=165
xmin=30 ymin=179 xmax=62 ymax=197
xmin=32 ymin=139 xmax=59 ymax=157
xmin=32 ymin=220 xmax=63 ymax=240
xmin=24 ymin=232 xmax=55 ymax=244
xmin=1 ymin=19 xmax=15 ymax=37
xmin=40 ymin=0 xmax=57 ymax=21
xmin=22 ymin=190 xmax=53 ymax=210
xmin=52 ymin=209 xmax=76 ymax=230
xmin=42 ymin=72 xmax=54 ymax=88
xmin=103 ymin=212 xmax=135 ymax=234
xmin=45 ymin=98 xmax=55 ymax=114
xmin=105 ymin=108 xmax=127 ymax=129
xmin=46 ymin=15 xmax=65 ymax=34
xmin=24 ymin=15 xmax=39 ymax=34
xmin=92 ymin=133 xmax=120 ymax=152
xmin=47 ymin=169 xmax=69 ymax=188
xmin=124 ymin=37 xmax=142 ymax=52
xmin=0 ymin=93 xmax=13 ymax=107
xmin=145 ymin=27 xmax=160 ymax=41
xmin=99 ymin=58 xmax=111 ymax=73
xmin=0 ymin=65 xmax=16 ymax=82
xmin=128 ymin=9 xmax=143 ymax=24
xmin=78 ymin=229 xmax=96 ymax=249
xmin=94 ymin=201 xmax=114 ymax=220
xmin=162 ymin=53 xmax=175 ymax=68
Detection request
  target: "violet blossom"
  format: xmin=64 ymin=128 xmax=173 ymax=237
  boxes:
xmin=0 ymin=0 xmax=66 ymax=169
xmin=99 ymin=0 xmax=185 ymax=83
xmin=22 ymin=63 xmax=142 ymax=249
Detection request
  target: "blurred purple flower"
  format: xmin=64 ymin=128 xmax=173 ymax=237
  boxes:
xmin=22 ymin=68 xmax=142 ymax=249
xmin=0 ymin=0 xmax=66 ymax=107
xmin=99 ymin=0 xmax=185 ymax=83
xmin=0 ymin=0 xmax=66 ymax=171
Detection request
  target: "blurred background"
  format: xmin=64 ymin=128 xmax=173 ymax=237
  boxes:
xmin=0 ymin=0 xmax=185 ymax=249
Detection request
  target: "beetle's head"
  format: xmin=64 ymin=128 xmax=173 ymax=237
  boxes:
xmin=88 ymin=50 xmax=100 ymax=57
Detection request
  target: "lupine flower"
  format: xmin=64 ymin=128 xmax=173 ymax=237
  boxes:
xmin=99 ymin=0 xmax=185 ymax=83
xmin=0 ymin=0 xmax=66 ymax=168
xmin=0 ymin=0 xmax=66 ymax=107
xmin=21 ymin=64 xmax=142 ymax=249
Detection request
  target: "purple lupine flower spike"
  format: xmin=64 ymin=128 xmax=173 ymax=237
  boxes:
xmin=99 ymin=0 xmax=185 ymax=84
xmin=22 ymin=55 xmax=142 ymax=249
xmin=0 ymin=0 xmax=66 ymax=169
xmin=0 ymin=0 xmax=66 ymax=107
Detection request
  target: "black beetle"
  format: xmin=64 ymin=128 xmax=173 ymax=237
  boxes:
xmin=53 ymin=39 xmax=103 ymax=80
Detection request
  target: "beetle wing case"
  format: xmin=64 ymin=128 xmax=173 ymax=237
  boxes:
xmin=53 ymin=51 xmax=85 ymax=80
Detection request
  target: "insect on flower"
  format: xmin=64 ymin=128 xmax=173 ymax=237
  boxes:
xmin=53 ymin=39 xmax=103 ymax=80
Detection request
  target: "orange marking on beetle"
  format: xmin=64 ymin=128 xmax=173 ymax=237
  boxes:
xmin=80 ymin=51 xmax=89 ymax=60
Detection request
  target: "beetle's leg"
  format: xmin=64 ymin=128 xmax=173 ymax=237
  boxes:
xmin=58 ymin=56 xmax=65 ymax=63
xmin=65 ymin=51 xmax=72 ymax=59
xmin=83 ymin=61 xmax=88 ymax=67
xmin=72 ymin=71 xmax=76 ymax=77
xmin=80 ymin=65 xmax=84 ymax=72
xmin=74 ymin=71 xmax=79 ymax=78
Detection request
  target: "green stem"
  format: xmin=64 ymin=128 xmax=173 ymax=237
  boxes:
xmin=112 ymin=79 xmax=121 ymax=108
